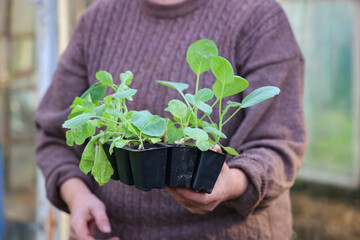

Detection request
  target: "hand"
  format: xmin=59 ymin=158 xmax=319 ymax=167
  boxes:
xmin=60 ymin=178 xmax=120 ymax=240
xmin=165 ymin=145 xmax=249 ymax=215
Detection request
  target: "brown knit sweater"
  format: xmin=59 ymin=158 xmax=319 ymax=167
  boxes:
xmin=35 ymin=0 xmax=306 ymax=239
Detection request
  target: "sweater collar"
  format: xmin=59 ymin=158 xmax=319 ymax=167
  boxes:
xmin=141 ymin=0 xmax=208 ymax=19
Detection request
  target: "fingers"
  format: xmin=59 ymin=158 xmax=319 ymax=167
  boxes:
xmin=91 ymin=202 xmax=112 ymax=234
xmin=165 ymin=187 xmax=218 ymax=214
xmin=70 ymin=216 xmax=95 ymax=240
xmin=210 ymin=144 xmax=222 ymax=153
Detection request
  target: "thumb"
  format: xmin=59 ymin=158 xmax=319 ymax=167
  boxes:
xmin=210 ymin=144 xmax=222 ymax=153
xmin=91 ymin=203 xmax=112 ymax=234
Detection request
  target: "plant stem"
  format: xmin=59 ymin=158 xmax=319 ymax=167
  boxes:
xmin=123 ymin=100 xmax=128 ymax=113
xmin=199 ymin=99 xmax=219 ymax=122
xmin=194 ymin=73 xmax=200 ymax=128
xmin=217 ymin=98 xmax=223 ymax=144
xmin=205 ymin=114 xmax=215 ymax=126
xmin=195 ymin=73 xmax=200 ymax=94
xmin=179 ymin=91 xmax=197 ymax=128
xmin=222 ymin=107 xmax=242 ymax=126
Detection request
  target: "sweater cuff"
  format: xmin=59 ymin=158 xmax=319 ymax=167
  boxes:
xmin=225 ymin=156 xmax=264 ymax=218
xmin=45 ymin=164 xmax=94 ymax=213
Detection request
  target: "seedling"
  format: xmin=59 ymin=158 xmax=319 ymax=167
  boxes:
xmin=63 ymin=70 xmax=166 ymax=185
xmin=158 ymin=39 xmax=280 ymax=155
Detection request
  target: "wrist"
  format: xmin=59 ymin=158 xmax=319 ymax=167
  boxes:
xmin=60 ymin=177 xmax=93 ymax=212
xmin=225 ymin=168 xmax=249 ymax=201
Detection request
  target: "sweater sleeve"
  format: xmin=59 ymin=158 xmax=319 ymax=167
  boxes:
xmin=224 ymin=2 xmax=307 ymax=217
xmin=35 ymin=16 xmax=95 ymax=213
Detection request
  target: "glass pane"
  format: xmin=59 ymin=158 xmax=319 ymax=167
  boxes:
xmin=281 ymin=1 xmax=357 ymax=183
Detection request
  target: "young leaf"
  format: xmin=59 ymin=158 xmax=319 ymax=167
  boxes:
xmin=195 ymin=101 xmax=212 ymax=114
xmin=204 ymin=126 xmax=227 ymax=139
xmin=213 ymin=75 xmax=248 ymax=99
xmin=96 ymin=71 xmax=113 ymax=87
xmin=105 ymin=108 xmax=124 ymax=118
xmin=91 ymin=144 xmax=114 ymax=186
xmin=226 ymin=101 xmax=241 ymax=107
xmin=186 ymin=39 xmax=218 ymax=75
xmin=194 ymin=88 xmax=214 ymax=102
xmin=184 ymin=127 xmax=208 ymax=141
xmin=196 ymin=140 xmax=211 ymax=151
xmin=109 ymin=138 xmax=128 ymax=154
xmin=210 ymin=56 xmax=234 ymax=84
xmin=185 ymin=94 xmax=196 ymax=106
xmin=223 ymin=146 xmax=239 ymax=156
xmin=166 ymin=99 xmax=188 ymax=122
xmin=142 ymin=115 xmax=167 ymax=137
xmin=80 ymin=82 xmax=107 ymax=102
xmin=73 ymin=124 xmax=93 ymax=145
xmin=241 ymin=86 xmax=280 ymax=108
xmin=157 ymin=80 xmax=189 ymax=93
xmin=166 ymin=121 xmax=183 ymax=143
xmin=120 ymin=71 xmax=133 ymax=86
xmin=79 ymin=141 xmax=96 ymax=174
xmin=149 ymin=138 xmax=162 ymax=144
xmin=113 ymin=89 xmax=137 ymax=100
xmin=65 ymin=130 xmax=75 ymax=146
xmin=94 ymin=105 xmax=106 ymax=116
xmin=131 ymin=110 xmax=153 ymax=130
xmin=62 ymin=113 xmax=93 ymax=129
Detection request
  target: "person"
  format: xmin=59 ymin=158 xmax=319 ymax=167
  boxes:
xmin=35 ymin=0 xmax=306 ymax=239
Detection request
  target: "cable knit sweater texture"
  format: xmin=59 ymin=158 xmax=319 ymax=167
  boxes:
xmin=35 ymin=0 xmax=306 ymax=239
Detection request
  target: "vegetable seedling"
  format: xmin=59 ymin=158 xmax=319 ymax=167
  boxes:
xmin=158 ymin=39 xmax=280 ymax=155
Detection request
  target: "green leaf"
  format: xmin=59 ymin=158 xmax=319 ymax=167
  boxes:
xmin=113 ymin=89 xmax=137 ymax=100
xmin=131 ymin=110 xmax=153 ymax=130
xmin=204 ymin=126 xmax=227 ymax=139
xmin=186 ymin=39 xmax=218 ymax=75
xmin=94 ymin=105 xmax=106 ymax=116
xmin=149 ymin=138 xmax=162 ymax=144
xmin=96 ymin=71 xmax=113 ymax=86
xmin=166 ymin=120 xmax=183 ymax=143
xmin=241 ymin=86 xmax=280 ymax=108
xmin=210 ymin=56 xmax=234 ymax=84
xmin=196 ymin=140 xmax=211 ymax=151
xmin=223 ymin=146 xmax=239 ymax=156
xmin=120 ymin=71 xmax=133 ymax=86
xmin=62 ymin=113 xmax=93 ymax=129
xmin=142 ymin=115 xmax=167 ymax=137
xmin=194 ymin=88 xmax=214 ymax=102
xmin=213 ymin=75 xmax=249 ymax=99
xmin=195 ymin=101 xmax=212 ymax=114
xmin=109 ymin=138 xmax=128 ymax=154
xmin=184 ymin=127 xmax=208 ymax=141
xmin=157 ymin=80 xmax=189 ymax=93
xmin=166 ymin=99 xmax=188 ymax=122
xmin=105 ymin=108 xmax=124 ymax=119
xmin=79 ymin=141 xmax=95 ymax=174
xmin=185 ymin=94 xmax=196 ymax=106
xmin=91 ymin=144 xmax=114 ymax=186
xmin=227 ymin=101 xmax=241 ymax=107
xmin=73 ymin=124 xmax=93 ymax=145
xmin=81 ymin=82 xmax=107 ymax=102
xmin=65 ymin=130 xmax=74 ymax=146
xmin=233 ymin=76 xmax=249 ymax=92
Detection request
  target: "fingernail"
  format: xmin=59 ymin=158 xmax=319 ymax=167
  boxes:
xmin=103 ymin=225 xmax=111 ymax=233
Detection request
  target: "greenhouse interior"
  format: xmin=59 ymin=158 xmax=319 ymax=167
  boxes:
xmin=0 ymin=0 xmax=359 ymax=239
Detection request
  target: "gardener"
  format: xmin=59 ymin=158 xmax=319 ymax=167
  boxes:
xmin=35 ymin=0 xmax=306 ymax=239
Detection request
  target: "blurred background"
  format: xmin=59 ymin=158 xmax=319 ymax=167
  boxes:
xmin=0 ymin=0 xmax=359 ymax=239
